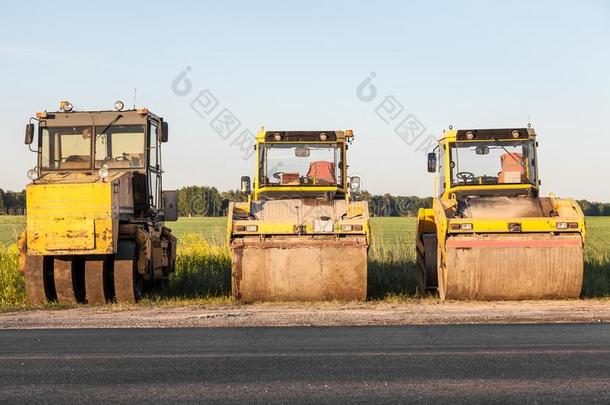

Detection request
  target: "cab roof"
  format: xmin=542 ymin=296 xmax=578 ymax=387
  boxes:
xmin=440 ymin=127 xmax=536 ymax=142
xmin=256 ymin=129 xmax=353 ymax=143
xmin=36 ymin=109 xmax=159 ymax=127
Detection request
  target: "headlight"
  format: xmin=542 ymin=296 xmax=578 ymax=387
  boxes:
xmin=556 ymin=222 xmax=578 ymax=229
xmin=235 ymin=224 xmax=258 ymax=232
xmin=450 ymin=223 xmax=473 ymax=231
xmin=341 ymin=224 xmax=363 ymax=232
xmin=114 ymin=100 xmax=124 ymax=111
xmin=320 ymin=133 xmax=327 ymax=141
xmin=98 ymin=165 xmax=109 ymax=180
xmin=27 ymin=168 xmax=38 ymax=180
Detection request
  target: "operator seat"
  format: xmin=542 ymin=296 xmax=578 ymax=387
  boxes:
xmin=498 ymin=153 xmax=525 ymax=183
xmin=306 ymin=161 xmax=336 ymax=185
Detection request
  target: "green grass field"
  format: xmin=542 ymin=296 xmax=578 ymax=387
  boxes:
xmin=1 ymin=216 xmax=608 ymax=307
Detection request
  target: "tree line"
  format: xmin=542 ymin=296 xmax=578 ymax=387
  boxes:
xmin=1 ymin=186 xmax=610 ymax=217
xmin=177 ymin=187 xmax=433 ymax=217
xmin=0 ymin=189 xmax=26 ymax=215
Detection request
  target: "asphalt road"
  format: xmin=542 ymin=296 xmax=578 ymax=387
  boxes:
xmin=1 ymin=324 xmax=609 ymax=404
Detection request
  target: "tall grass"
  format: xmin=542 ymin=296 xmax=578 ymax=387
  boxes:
xmin=0 ymin=244 xmax=26 ymax=306
xmin=582 ymin=254 xmax=610 ymax=297
xmin=156 ymin=234 xmax=231 ymax=299
xmin=367 ymin=236 xmax=421 ymax=299
xmin=0 ymin=216 xmax=609 ymax=308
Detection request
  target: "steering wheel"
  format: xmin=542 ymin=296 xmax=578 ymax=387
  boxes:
xmin=273 ymin=172 xmax=283 ymax=180
xmin=456 ymin=171 xmax=475 ymax=182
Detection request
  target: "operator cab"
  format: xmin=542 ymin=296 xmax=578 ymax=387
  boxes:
xmin=24 ymin=100 xmax=171 ymax=217
xmin=428 ymin=128 xmax=539 ymax=200
xmin=240 ymin=130 xmax=361 ymax=200
xmin=25 ymin=101 xmax=168 ymax=179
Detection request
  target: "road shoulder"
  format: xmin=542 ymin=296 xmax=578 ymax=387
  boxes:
xmin=0 ymin=300 xmax=609 ymax=328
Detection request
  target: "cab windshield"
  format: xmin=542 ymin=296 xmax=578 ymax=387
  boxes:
xmin=262 ymin=144 xmax=343 ymax=186
xmin=40 ymin=125 xmax=146 ymax=171
xmin=41 ymin=126 xmax=92 ymax=170
xmin=95 ymin=125 xmax=145 ymax=168
xmin=450 ymin=140 xmax=536 ymax=186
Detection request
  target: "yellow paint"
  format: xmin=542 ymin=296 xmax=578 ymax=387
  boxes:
xmin=347 ymin=204 xmax=366 ymax=219
xmin=26 ymin=182 xmax=117 ymax=255
xmin=232 ymin=219 xmax=370 ymax=237
xmin=416 ymin=208 xmax=436 ymax=235
xmin=446 ymin=218 xmax=585 ymax=234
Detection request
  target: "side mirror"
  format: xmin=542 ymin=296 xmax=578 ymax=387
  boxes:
xmin=240 ymin=176 xmax=251 ymax=194
xmin=157 ymin=121 xmax=169 ymax=143
xmin=350 ymin=176 xmax=361 ymax=195
xmin=161 ymin=190 xmax=178 ymax=221
xmin=427 ymin=153 xmax=437 ymax=173
xmin=25 ymin=123 xmax=35 ymax=145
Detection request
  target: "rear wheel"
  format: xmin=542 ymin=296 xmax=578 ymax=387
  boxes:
xmin=53 ymin=257 xmax=86 ymax=304
xmin=84 ymin=258 xmax=109 ymax=304
xmin=114 ymin=240 xmax=142 ymax=303
xmin=24 ymin=256 xmax=51 ymax=304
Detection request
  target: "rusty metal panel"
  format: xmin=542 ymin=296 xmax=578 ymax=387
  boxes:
xmin=231 ymin=236 xmax=368 ymax=302
xmin=44 ymin=218 xmax=95 ymax=251
xmin=442 ymin=234 xmax=583 ymax=300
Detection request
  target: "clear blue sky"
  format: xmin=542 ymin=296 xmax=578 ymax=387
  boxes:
xmin=1 ymin=0 xmax=609 ymax=200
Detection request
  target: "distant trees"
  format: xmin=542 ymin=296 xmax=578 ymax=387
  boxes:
xmin=358 ymin=192 xmax=433 ymax=217
xmin=576 ymin=200 xmax=610 ymax=217
xmin=0 ymin=186 xmax=609 ymax=216
xmin=0 ymin=189 xmax=26 ymax=215
xmin=177 ymin=186 xmax=247 ymax=217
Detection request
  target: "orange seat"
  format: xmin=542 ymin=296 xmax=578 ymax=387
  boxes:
xmin=306 ymin=161 xmax=336 ymax=184
xmin=498 ymin=153 xmax=525 ymax=183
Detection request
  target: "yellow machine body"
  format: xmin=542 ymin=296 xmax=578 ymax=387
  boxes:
xmin=228 ymin=129 xmax=370 ymax=302
xmin=416 ymin=128 xmax=585 ymax=300
xmin=25 ymin=173 xmax=129 ymax=256
xmin=20 ymin=106 xmax=177 ymax=304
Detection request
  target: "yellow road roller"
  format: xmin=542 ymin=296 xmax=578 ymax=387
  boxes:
xmin=228 ymin=129 xmax=370 ymax=302
xmin=417 ymin=127 xmax=585 ymax=300
xmin=19 ymin=101 xmax=177 ymax=304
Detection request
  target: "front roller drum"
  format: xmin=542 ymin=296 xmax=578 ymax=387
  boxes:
xmin=439 ymin=234 xmax=584 ymax=300
xmin=231 ymin=237 xmax=368 ymax=302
